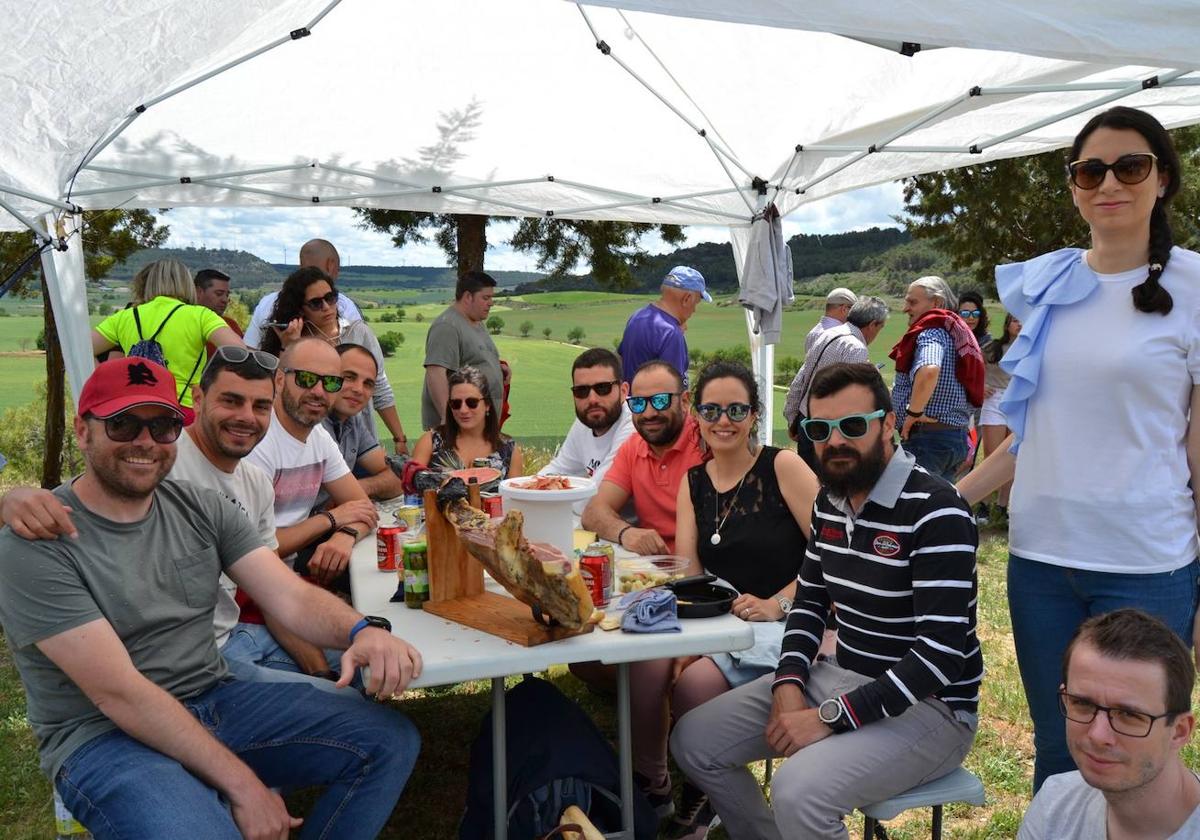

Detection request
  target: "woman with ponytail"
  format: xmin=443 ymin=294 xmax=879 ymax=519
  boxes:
xmin=959 ymin=107 xmax=1200 ymax=791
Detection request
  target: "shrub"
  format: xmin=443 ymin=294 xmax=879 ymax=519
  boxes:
xmin=36 ymin=328 xmax=45 ymax=351
xmin=379 ymin=312 xmax=398 ymax=323
xmin=542 ymin=327 xmax=552 ymax=339
xmin=519 ymin=320 xmax=534 ymax=337
xmin=486 ymin=315 xmax=505 ymax=335
xmin=395 ymin=308 xmax=406 ymax=321
xmin=0 ymin=385 xmax=83 ymax=484
xmin=775 ymin=355 xmax=803 ymax=386
xmin=98 ymin=303 xmax=114 ymax=316
xmin=415 ymin=312 xmax=425 ymax=323
xmin=567 ymin=326 xmax=585 ymax=344
xmin=377 ymin=331 xmax=405 ymax=356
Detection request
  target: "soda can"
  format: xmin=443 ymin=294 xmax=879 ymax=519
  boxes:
xmin=377 ymin=526 xmax=405 ymax=571
xmin=579 ymin=543 xmax=612 ymax=608
xmin=480 ymin=492 xmax=503 ymax=518
xmin=395 ymin=504 xmax=423 ymax=530
xmin=403 ymin=493 xmax=422 ymax=507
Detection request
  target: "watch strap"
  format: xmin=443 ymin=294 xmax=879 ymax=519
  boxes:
xmin=348 ymin=615 xmax=392 ymax=646
xmin=336 ymin=524 xmax=360 ymax=539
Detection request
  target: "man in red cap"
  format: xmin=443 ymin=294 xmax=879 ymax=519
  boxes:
xmin=0 ymin=357 xmax=422 ymax=839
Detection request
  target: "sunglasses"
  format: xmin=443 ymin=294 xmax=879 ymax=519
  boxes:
xmin=800 ymin=409 xmax=885 ymax=443
xmin=626 ymin=392 xmax=680 ymax=414
xmin=99 ymin=412 xmax=184 ymax=444
xmin=303 ymin=290 xmax=339 ymax=311
xmin=284 ymin=367 xmax=344 ymax=393
xmin=959 ymin=309 xmax=982 ymax=319
xmin=696 ymin=402 xmax=753 ymax=423
xmin=1058 ymin=689 xmax=1178 ymax=739
xmin=570 ymin=380 xmax=620 ymax=399
xmin=1067 ymin=152 xmax=1157 ymax=190
xmin=205 ymin=344 xmax=279 ymax=374
xmin=449 ymin=397 xmax=482 ymax=410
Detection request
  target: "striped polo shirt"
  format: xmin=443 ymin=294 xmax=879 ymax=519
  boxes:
xmin=774 ymin=446 xmax=983 ymax=728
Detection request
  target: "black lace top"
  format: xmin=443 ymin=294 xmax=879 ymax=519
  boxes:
xmin=688 ymin=446 xmax=807 ymax=598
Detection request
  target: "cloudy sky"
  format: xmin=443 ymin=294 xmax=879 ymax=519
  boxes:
xmin=162 ymin=181 xmax=906 ymax=270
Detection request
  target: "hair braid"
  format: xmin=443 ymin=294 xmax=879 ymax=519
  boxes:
xmin=1132 ymin=202 xmax=1175 ymax=315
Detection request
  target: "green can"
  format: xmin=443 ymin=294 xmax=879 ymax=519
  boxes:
xmin=402 ymin=541 xmax=429 ymax=608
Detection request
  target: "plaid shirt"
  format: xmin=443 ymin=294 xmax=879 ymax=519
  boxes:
xmin=783 ymin=323 xmax=870 ymax=425
xmin=891 ymin=327 xmax=971 ymax=427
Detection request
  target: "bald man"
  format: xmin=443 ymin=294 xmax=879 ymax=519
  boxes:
xmin=243 ymin=239 xmax=364 ymax=348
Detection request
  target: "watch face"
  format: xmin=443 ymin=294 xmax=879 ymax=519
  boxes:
xmin=818 ymin=698 xmax=841 ymax=724
xmin=366 ymin=615 xmax=392 ymax=632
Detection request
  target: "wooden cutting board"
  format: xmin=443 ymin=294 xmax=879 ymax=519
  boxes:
xmin=424 ymin=591 xmax=595 ymax=646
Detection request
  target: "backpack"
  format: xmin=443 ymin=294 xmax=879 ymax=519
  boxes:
xmin=459 ymin=676 xmax=657 ymax=840
xmin=129 ymin=303 xmax=204 ymax=401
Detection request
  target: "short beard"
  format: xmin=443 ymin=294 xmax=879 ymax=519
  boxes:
xmin=816 ymin=434 xmax=888 ymax=499
xmin=282 ymin=385 xmax=324 ymax=429
xmin=635 ymin=408 xmax=684 ymax=446
xmin=578 ymin=400 xmax=622 ymax=432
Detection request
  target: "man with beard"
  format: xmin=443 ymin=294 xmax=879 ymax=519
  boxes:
xmin=0 ymin=357 xmax=421 ymax=839
xmin=582 ymin=360 xmax=703 ymax=555
xmin=1020 ymin=609 xmax=1200 ymax=840
xmin=671 ymin=363 xmax=982 ymax=840
xmin=539 ymin=348 xmax=634 ymax=514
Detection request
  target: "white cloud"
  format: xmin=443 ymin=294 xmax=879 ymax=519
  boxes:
xmin=162 ymin=182 xmax=905 ymax=270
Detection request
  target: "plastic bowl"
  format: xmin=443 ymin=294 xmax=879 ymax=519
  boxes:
xmin=616 ymin=554 xmax=690 ymax=593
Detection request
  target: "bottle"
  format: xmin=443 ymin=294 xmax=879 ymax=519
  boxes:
xmin=53 ymin=789 xmax=92 ymax=839
xmin=403 ymin=541 xmax=429 ymax=608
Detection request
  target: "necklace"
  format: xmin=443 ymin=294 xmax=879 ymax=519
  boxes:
xmin=710 ymin=454 xmax=755 ymax=546
xmin=306 ymin=320 xmax=341 ymax=344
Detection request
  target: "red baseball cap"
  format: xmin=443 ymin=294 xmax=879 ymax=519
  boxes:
xmin=77 ymin=357 xmax=190 ymax=423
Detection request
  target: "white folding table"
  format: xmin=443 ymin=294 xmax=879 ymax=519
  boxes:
xmin=349 ymin=536 xmax=753 ymax=840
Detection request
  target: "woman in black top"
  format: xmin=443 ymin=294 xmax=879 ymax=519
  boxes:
xmin=631 ymin=361 xmax=818 ymax=833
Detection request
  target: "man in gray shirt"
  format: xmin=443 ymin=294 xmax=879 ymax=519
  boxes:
xmin=422 ymin=270 xmax=505 ymax=429
xmin=0 ymin=357 xmax=422 ymax=838
xmin=1020 ymin=609 xmax=1200 ymax=840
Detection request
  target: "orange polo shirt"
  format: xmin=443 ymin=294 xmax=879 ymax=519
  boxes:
xmin=603 ymin=415 xmax=705 ymax=552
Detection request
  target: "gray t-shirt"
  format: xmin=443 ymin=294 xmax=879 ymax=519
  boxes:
xmin=1019 ymin=771 xmax=1200 ymax=839
xmin=421 ymin=305 xmax=503 ymax=430
xmin=0 ymin=479 xmax=263 ymax=778
xmin=315 ymin=408 xmax=381 ymax=510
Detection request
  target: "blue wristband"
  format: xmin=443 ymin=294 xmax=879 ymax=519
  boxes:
xmin=348 ymin=618 xmax=370 ymax=646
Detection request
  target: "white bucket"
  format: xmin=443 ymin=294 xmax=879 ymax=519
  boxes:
xmin=498 ymin=476 xmax=596 ymax=560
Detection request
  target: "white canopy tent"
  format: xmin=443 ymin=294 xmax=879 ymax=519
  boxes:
xmin=4 ymin=0 xmax=1200 ymax=439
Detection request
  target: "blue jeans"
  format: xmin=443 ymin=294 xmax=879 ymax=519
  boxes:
xmin=902 ymin=426 xmax=968 ymax=482
xmin=221 ymin=622 xmax=361 ymax=695
xmin=1008 ymin=554 xmax=1200 ymax=791
xmin=55 ymin=678 xmax=419 ymax=840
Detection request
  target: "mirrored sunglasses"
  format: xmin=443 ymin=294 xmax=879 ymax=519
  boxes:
xmin=959 ymin=309 xmax=982 ymax=319
xmin=695 ymin=402 xmax=753 ymax=423
xmin=1067 ymin=152 xmax=1157 ymax=190
xmin=570 ymin=380 xmax=620 ymax=399
xmin=303 ymin=290 xmax=339 ymax=310
xmin=626 ymin=392 xmax=678 ymax=414
xmin=284 ymin=367 xmax=343 ymax=393
xmin=101 ymin=413 xmax=183 ymax=443
xmin=801 ymin=409 xmax=885 ymax=443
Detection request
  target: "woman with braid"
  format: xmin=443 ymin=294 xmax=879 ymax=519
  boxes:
xmin=959 ymin=106 xmax=1200 ymax=791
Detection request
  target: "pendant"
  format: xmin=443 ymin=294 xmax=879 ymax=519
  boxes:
xmin=710 ymin=532 xmax=721 ymax=546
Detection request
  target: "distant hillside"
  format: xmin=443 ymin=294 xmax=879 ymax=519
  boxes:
xmin=512 ymin=227 xmax=912 ymax=295
xmin=269 ymin=264 xmax=543 ymax=290
xmin=107 ymin=247 xmax=283 ymax=285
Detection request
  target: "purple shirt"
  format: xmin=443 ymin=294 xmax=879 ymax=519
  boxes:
xmin=618 ymin=303 xmax=689 ymax=385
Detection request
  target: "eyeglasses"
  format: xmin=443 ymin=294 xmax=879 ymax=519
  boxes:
xmin=205 ymin=345 xmax=279 ymax=374
xmin=449 ymin=397 xmax=482 ymax=410
xmin=1058 ymin=689 xmax=1179 ymax=738
xmin=959 ymin=309 xmax=982 ymax=319
xmin=696 ymin=402 xmax=753 ymax=423
xmin=284 ymin=367 xmax=343 ymax=393
xmin=570 ymin=381 xmax=620 ymax=399
xmin=99 ymin=412 xmax=184 ymax=444
xmin=626 ymin=392 xmax=680 ymax=414
xmin=800 ymin=410 xmax=885 ymax=443
xmin=1067 ymin=152 xmax=1158 ymax=190
xmin=303 ymin=290 xmax=339 ymax=311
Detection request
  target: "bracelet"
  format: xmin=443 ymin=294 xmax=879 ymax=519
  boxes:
xmin=320 ymin=510 xmax=337 ymax=535
xmin=905 ymin=407 xmax=925 ymax=418
xmin=616 ymin=524 xmax=633 ymax=547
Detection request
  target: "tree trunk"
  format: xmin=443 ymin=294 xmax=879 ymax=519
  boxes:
xmin=456 ymin=215 xmax=487 ymax=275
xmin=40 ymin=277 xmax=66 ymax=489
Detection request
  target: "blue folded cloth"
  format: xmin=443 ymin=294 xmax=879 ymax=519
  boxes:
xmin=619 ymin=588 xmax=681 ymax=633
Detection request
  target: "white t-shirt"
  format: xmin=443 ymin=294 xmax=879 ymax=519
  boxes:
xmin=1019 ymin=770 xmax=1200 ymax=839
xmin=1009 ymin=249 xmax=1200 ymax=573
xmin=169 ymin=431 xmax=278 ymax=648
xmin=245 ymin=411 xmax=350 ymax=530
xmin=243 ymin=290 xmax=363 ymax=349
xmin=540 ymin=406 xmax=636 ymax=514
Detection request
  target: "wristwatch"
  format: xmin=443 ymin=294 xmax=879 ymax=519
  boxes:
xmin=818 ymin=697 xmax=853 ymax=734
xmin=349 ymin=615 xmax=392 ymax=645
xmin=776 ymin=595 xmax=793 ymax=615
xmin=336 ymin=524 xmax=360 ymax=539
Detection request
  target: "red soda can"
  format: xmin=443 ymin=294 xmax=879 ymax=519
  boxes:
xmin=481 ymin=492 xmax=503 ymax=518
xmin=377 ymin=525 xmax=405 ymax=571
xmin=579 ymin=543 xmax=612 ymax=607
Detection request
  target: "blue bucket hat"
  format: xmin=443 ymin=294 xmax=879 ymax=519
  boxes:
xmin=662 ymin=265 xmax=711 ymax=303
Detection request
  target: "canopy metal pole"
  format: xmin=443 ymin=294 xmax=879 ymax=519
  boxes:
xmin=976 ymin=75 xmax=1200 ymax=96
xmin=84 ymin=162 xmax=313 ymax=181
xmin=801 ymin=144 xmax=977 ymax=153
xmin=0 ymin=195 xmax=54 ymax=241
xmin=0 ymin=183 xmax=80 ymax=213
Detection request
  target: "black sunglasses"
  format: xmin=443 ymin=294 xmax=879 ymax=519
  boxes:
xmin=303 ymin=290 xmax=339 ymax=311
xmin=99 ymin=413 xmax=184 ymax=444
xmin=570 ymin=380 xmax=620 ymax=399
xmin=1058 ymin=689 xmax=1179 ymax=738
xmin=1067 ymin=152 xmax=1157 ymax=190
xmin=626 ymin=392 xmax=680 ymax=414
xmin=205 ymin=344 xmax=279 ymax=374
xmin=695 ymin=402 xmax=753 ymax=423
xmin=284 ymin=367 xmax=343 ymax=393
xmin=449 ymin=397 xmax=482 ymax=410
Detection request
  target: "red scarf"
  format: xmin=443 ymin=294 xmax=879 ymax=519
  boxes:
xmin=889 ymin=309 xmax=986 ymax=407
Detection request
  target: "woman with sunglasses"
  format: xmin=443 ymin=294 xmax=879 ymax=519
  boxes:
xmin=959 ymin=106 xmax=1200 ymax=791
xmin=411 ymin=366 xmax=522 ymax=488
xmin=630 ymin=361 xmax=818 ymax=836
xmin=258 ymin=266 xmax=409 ymax=454
xmin=91 ymin=259 xmax=246 ymax=407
